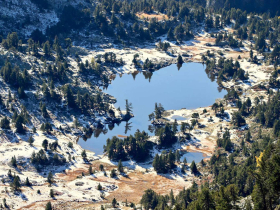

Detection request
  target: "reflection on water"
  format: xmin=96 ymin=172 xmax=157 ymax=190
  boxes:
xmin=79 ymin=63 xmax=227 ymax=155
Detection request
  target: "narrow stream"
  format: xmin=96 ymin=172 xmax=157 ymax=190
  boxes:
xmin=79 ymin=63 xmax=226 ymax=160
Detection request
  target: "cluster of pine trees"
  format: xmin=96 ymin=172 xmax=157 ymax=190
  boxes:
xmin=104 ymin=130 xmax=153 ymax=161
xmin=152 ymin=150 xmax=179 ymax=173
xmin=205 ymin=58 xmax=248 ymax=84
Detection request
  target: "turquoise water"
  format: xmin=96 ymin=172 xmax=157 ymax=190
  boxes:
xmin=79 ymin=63 xmax=226 ymax=155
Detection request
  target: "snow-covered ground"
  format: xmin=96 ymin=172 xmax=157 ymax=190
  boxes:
xmin=0 ymin=22 xmax=275 ymax=209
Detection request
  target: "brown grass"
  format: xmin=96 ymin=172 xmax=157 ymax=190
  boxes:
xmin=136 ymin=13 xmax=169 ymax=21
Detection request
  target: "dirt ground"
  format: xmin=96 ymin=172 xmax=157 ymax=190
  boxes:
xmin=136 ymin=12 xmax=169 ymax=21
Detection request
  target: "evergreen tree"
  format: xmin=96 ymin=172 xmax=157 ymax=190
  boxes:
xmin=42 ymin=139 xmax=48 ymax=150
xmin=110 ymin=169 xmax=116 ymax=178
xmin=170 ymin=189 xmax=175 ymax=206
xmin=81 ymin=150 xmax=87 ymax=159
xmin=177 ymin=54 xmax=183 ymax=65
xmin=125 ymin=99 xmax=133 ymax=117
xmin=25 ymin=177 xmax=31 ymax=186
xmin=245 ymin=130 xmax=251 ymax=142
xmin=41 ymin=104 xmax=48 ymax=118
xmin=28 ymin=136 xmax=34 ymax=146
xmin=45 ymin=202 xmax=52 ymax=210
xmin=10 ymin=175 xmax=21 ymax=191
xmin=50 ymin=189 xmax=54 ymax=197
xmin=47 ymin=172 xmax=53 ymax=184
xmin=172 ymin=119 xmax=178 ymax=133
xmin=99 ymin=164 xmax=104 ymax=171
xmin=89 ymin=165 xmax=93 ymax=175
xmin=15 ymin=115 xmax=24 ymax=133
xmin=190 ymin=161 xmax=198 ymax=174
xmin=117 ymin=160 xmax=124 ymax=173
xmin=43 ymin=41 xmax=51 ymax=57
xmin=167 ymin=28 xmax=174 ymax=40
xmin=64 ymin=85 xmax=75 ymax=107
xmin=97 ymin=183 xmax=102 ymax=191
xmin=0 ymin=117 xmax=10 ymax=129
xmin=18 ymin=87 xmax=26 ymax=99
xmin=112 ymin=198 xmax=117 ymax=208
xmin=11 ymin=156 xmax=17 ymax=167
xmin=183 ymin=157 xmax=187 ymax=165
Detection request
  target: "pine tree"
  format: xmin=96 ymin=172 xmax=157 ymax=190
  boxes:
xmin=172 ymin=119 xmax=178 ymax=133
xmin=81 ymin=150 xmax=87 ymax=159
xmin=18 ymin=87 xmax=26 ymax=99
xmin=175 ymin=150 xmax=180 ymax=162
xmin=190 ymin=161 xmax=198 ymax=174
xmin=28 ymin=136 xmax=34 ymax=146
xmin=153 ymin=154 xmax=160 ymax=172
xmin=47 ymin=172 xmax=53 ymax=184
xmin=117 ymin=160 xmax=124 ymax=173
xmin=167 ymin=28 xmax=174 ymax=40
xmin=11 ymin=156 xmax=17 ymax=167
xmin=99 ymin=164 xmax=104 ymax=171
xmin=201 ymin=159 xmax=205 ymax=166
xmin=110 ymin=169 xmax=116 ymax=178
xmin=42 ymin=139 xmax=48 ymax=150
xmin=7 ymin=169 xmax=12 ymax=177
xmin=183 ymin=157 xmax=187 ymax=165
xmin=15 ymin=115 xmax=24 ymax=133
xmin=97 ymin=183 xmax=102 ymax=191
xmin=245 ymin=130 xmax=251 ymax=142
xmin=10 ymin=175 xmax=21 ymax=191
xmin=25 ymin=177 xmax=31 ymax=186
xmin=43 ymin=41 xmax=51 ymax=57
xmin=177 ymin=54 xmax=183 ymax=64
xmin=0 ymin=117 xmax=10 ymax=129
xmin=64 ymin=85 xmax=75 ymax=107
xmin=50 ymin=189 xmax=54 ymax=197
xmin=41 ymin=104 xmax=48 ymax=118
xmin=45 ymin=202 xmax=52 ymax=210
xmin=89 ymin=165 xmax=93 ymax=175
xmin=125 ymin=99 xmax=133 ymax=116
xmin=170 ymin=189 xmax=175 ymax=206
xmin=112 ymin=198 xmax=117 ymax=208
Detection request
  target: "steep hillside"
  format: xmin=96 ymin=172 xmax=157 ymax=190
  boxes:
xmin=0 ymin=0 xmax=92 ymax=38
xmin=208 ymin=0 xmax=280 ymax=15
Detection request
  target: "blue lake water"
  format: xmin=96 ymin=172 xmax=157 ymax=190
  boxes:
xmin=180 ymin=152 xmax=209 ymax=163
xmin=79 ymin=63 xmax=226 ymax=155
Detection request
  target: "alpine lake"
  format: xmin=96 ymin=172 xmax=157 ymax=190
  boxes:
xmin=79 ymin=62 xmax=226 ymax=163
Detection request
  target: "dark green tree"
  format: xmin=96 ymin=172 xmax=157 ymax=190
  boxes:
xmin=190 ymin=161 xmax=198 ymax=174
xmin=117 ymin=160 xmax=124 ymax=173
xmin=47 ymin=172 xmax=53 ymax=184
xmin=45 ymin=202 xmax=52 ymax=210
